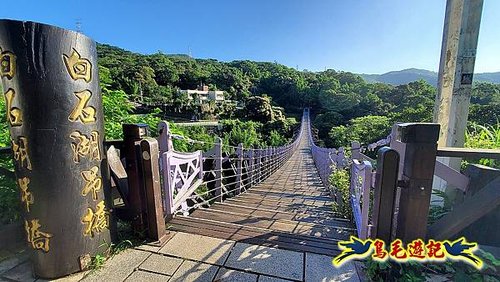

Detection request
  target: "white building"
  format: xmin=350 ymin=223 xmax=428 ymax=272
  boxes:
xmin=179 ymin=84 xmax=224 ymax=104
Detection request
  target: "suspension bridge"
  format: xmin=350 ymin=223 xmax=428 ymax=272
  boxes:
xmin=164 ymin=110 xmax=354 ymax=257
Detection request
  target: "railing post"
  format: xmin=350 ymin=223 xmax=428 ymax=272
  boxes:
xmin=256 ymin=149 xmax=261 ymax=184
xmin=351 ymin=141 xmax=361 ymax=160
xmin=158 ymin=121 xmax=173 ymax=155
xmin=274 ymin=148 xmax=278 ymax=172
xmin=162 ymin=151 xmax=174 ymax=221
xmin=139 ymin=138 xmax=166 ymax=243
xmin=123 ymin=124 xmax=149 ymax=231
xmin=389 ymin=124 xmax=405 ymax=179
xmin=249 ymin=149 xmax=254 ymax=187
xmin=338 ymin=147 xmax=346 ymax=169
xmin=214 ymin=137 xmax=223 ymax=202
xmin=361 ymin=161 xmax=373 ymax=239
xmin=395 ymin=123 xmax=440 ymax=242
xmin=270 ymin=147 xmax=274 ymax=174
xmin=236 ymin=143 xmax=243 ymax=195
xmin=266 ymin=147 xmax=271 ymax=178
xmin=371 ymin=147 xmax=400 ymax=242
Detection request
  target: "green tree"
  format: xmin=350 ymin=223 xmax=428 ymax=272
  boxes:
xmin=329 ymin=115 xmax=391 ymax=148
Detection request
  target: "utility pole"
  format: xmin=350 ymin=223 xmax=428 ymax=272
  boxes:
xmin=433 ymin=0 xmax=483 ymax=201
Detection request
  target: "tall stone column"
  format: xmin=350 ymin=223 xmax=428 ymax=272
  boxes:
xmin=0 ymin=20 xmax=110 ymax=278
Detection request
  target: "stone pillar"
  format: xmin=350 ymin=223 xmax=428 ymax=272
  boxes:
xmin=0 ymin=20 xmax=110 ymax=278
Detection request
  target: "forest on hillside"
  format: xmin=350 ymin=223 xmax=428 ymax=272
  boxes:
xmin=97 ymin=43 xmax=500 ymax=148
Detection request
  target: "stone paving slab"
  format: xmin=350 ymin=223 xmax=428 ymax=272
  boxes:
xmin=81 ymin=249 xmax=150 ymax=282
xmin=159 ymin=232 xmax=234 ymax=265
xmin=169 ymin=260 xmax=219 ymax=282
xmin=305 ymin=253 xmax=360 ymax=282
xmin=124 ymin=270 xmax=170 ymax=282
xmin=2 ymin=261 xmax=35 ymax=282
xmin=215 ymin=268 xmax=258 ymax=282
xmin=0 ymin=253 xmax=29 ymax=276
xmin=224 ymin=242 xmax=304 ymax=281
xmin=138 ymin=253 xmax=183 ymax=276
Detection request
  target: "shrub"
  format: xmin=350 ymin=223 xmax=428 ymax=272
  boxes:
xmin=465 ymin=122 xmax=500 ymax=168
xmin=329 ymin=166 xmax=352 ymax=219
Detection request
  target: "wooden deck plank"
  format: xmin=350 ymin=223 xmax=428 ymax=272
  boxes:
xmin=225 ymin=198 xmax=336 ymax=215
xmin=191 ymin=209 xmax=352 ymax=240
xmin=168 ymin=217 xmax=341 ymax=256
xmin=209 ymin=203 xmax=353 ymax=229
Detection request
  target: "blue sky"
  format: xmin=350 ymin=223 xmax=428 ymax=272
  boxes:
xmin=1 ymin=0 xmax=499 ymax=73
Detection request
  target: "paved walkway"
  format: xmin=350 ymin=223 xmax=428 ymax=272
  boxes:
xmin=82 ymin=231 xmax=361 ymax=282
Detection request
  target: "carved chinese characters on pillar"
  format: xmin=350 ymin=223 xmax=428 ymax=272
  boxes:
xmin=63 ymin=49 xmax=92 ymax=82
xmin=0 ymin=47 xmax=16 ymax=79
xmin=81 ymin=201 xmax=108 ymax=237
xmin=4 ymin=88 xmax=22 ymax=126
xmin=63 ymin=48 xmax=107 ymax=236
xmin=12 ymin=136 xmax=32 ymax=170
xmin=70 ymin=131 xmax=101 ymax=163
xmin=69 ymin=90 xmax=96 ymax=124
xmin=81 ymin=166 xmax=102 ymax=201
xmin=1 ymin=46 xmax=43 ymax=250
xmin=18 ymin=177 xmax=34 ymax=212
xmin=25 ymin=219 xmax=53 ymax=252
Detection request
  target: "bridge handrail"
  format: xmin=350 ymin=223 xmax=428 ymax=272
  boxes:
xmin=156 ymin=116 xmax=304 ymax=219
xmin=350 ymin=160 xmax=373 ymax=239
xmin=305 ymin=109 xmax=374 ymax=239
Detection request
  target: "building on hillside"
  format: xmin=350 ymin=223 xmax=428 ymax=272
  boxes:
xmin=178 ymin=83 xmax=224 ymax=104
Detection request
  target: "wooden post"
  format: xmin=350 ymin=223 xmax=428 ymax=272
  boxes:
xmin=236 ymin=144 xmax=243 ymax=195
xmin=0 ymin=20 xmax=111 ymax=278
xmin=214 ymin=137 xmax=223 ymax=202
xmin=123 ymin=124 xmax=149 ymax=231
xmin=139 ymin=138 xmax=166 ymax=243
xmin=395 ymin=123 xmax=440 ymax=242
xmin=371 ymin=147 xmax=400 ymax=242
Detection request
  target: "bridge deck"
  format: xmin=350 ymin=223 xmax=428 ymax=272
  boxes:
xmin=167 ymin=127 xmax=355 ymax=256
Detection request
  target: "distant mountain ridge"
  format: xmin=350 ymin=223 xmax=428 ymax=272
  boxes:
xmin=359 ymin=68 xmax=500 ymax=86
